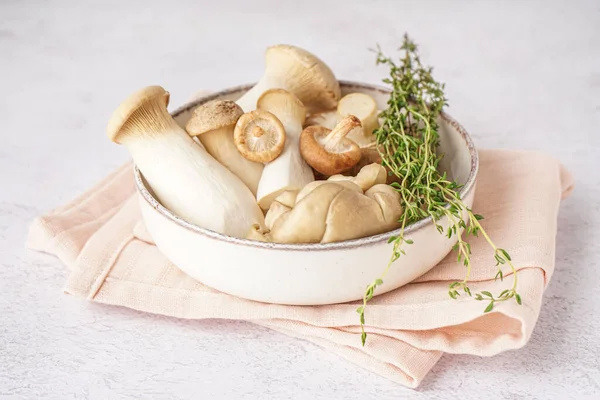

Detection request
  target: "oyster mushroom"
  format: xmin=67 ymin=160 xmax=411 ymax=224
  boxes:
xmin=300 ymin=116 xmax=362 ymax=175
xmin=248 ymin=163 xmax=402 ymax=244
xmin=235 ymin=45 xmax=341 ymax=113
xmin=107 ymin=86 xmax=264 ymax=238
xmin=264 ymin=190 xmax=297 ymax=230
xmin=185 ymin=100 xmax=263 ymax=195
xmin=234 ymin=110 xmax=286 ymax=163
xmin=255 ymin=89 xmax=314 ymax=210
xmin=328 ymin=162 xmax=387 ymax=192
xmin=320 ymin=183 xmax=401 ymax=243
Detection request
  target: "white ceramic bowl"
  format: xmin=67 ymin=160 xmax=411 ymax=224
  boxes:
xmin=134 ymin=81 xmax=478 ymax=305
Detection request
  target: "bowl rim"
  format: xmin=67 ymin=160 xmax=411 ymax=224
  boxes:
xmin=134 ymin=80 xmax=479 ymax=251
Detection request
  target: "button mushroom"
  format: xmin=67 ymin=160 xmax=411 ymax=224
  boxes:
xmin=248 ymin=163 xmax=402 ymax=244
xmin=234 ymin=110 xmax=286 ymax=163
xmin=305 ymin=92 xmax=380 ymax=148
xmin=254 ymin=89 xmax=314 ymax=210
xmin=185 ymin=100 xmax=264 ymax=196
xmin=300 ymin=115 xmax=362 ymax=176
xmin=107 ymin=86 xmax=265 ymax=238
xmin=235 ymin=45 xmax=341 ymax=113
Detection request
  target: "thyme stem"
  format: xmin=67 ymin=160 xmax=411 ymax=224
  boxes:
xmin=357 ymin=34 xmax=521 ymax=346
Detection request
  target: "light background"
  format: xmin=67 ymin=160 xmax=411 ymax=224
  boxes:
xmin=1 ymin=0 xmax=599 ymax=399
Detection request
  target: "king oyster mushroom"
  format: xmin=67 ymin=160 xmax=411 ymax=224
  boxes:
xmin=300 ymin=116 xmax=362 ymax=176
xmin=306 ymin=92 xmax=380 ymax=148
xmin=254 ymin=89 xmax=314 ymax=210
xmin=247 ymin=163 xmax=402 ymax=244
xmin=235 ymin=45 xmax=341 ymax=113
xmin=185 ymin=100 xmax=264 ymax=195
xmin=107 ymin=86 xmax=265 ymax=238
xmin=338 ymin=93 xmax=379 ymax=140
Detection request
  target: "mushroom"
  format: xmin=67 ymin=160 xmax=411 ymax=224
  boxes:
xmin=235 ymin=45 xmax=341 ymax=113
xmin=107 ymin=86 xmax=265 ymax=238
xmin=254 ymin=89 xmax=314 ymax=210
xmin=247 ymin=224 xmax=271 ymax=242
xmin=264 ymin=189 xmax=298 ymax=231
xmin=185 ymin=100 xmax=264 ymax=195
xmin=320 ymin=183 xmax=401 ymax=243
xmin=294 ymin=178 xmax=362 ymax=203
xmin=305 ymin=92 xmax=380 ymax=148
xmin=300 ymin=116 xmax=362 ymax=176
xmin=337 ymin=93 xmax=379 ymax=139
xmin=248 ymin=163 xmax=402 ymax=244
xmin=234 ymin=110 xmax=286 ymax=163
xmin=328 ymin=162 xmax=387 ymax=192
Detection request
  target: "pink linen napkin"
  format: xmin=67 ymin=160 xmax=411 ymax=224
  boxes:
xmin=27 ymin=149 xmax=573 ymax=388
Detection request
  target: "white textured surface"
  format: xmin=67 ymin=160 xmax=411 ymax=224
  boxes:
xmin=1 ymin=0 xmax=599 ymax=398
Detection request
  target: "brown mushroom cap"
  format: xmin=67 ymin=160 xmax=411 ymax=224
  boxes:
xmin=234 ymin=110 xmax=286 ymax=163
xmin=185 ymin=100 xmax=244 ymax=136
xmin=265 ymin=45 xmax=341 ymax=113
xmin=107 ymin=85 xmax=171 ymax=144
xmin=299 ymin=116 xmax=362 ymax=175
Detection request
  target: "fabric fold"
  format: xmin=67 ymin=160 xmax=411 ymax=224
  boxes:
xmin=27 ymin=149 xmax=573 ymax=388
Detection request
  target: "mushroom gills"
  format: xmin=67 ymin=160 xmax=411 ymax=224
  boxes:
xmin=299 ymin=116 xmax=362 ymax=176
xmin=234 ymin=110 xmax=287 ymax=163
xmin=305 ymin=92 xmax=381 ymax=148
xmin=337 ymin=92 xmax=379 ymax=138
xmin=235 ymin=45 xmax=341 ymax=113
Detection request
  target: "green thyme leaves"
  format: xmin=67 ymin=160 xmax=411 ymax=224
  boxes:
xmin=358 ymin=34 xmax=521 ymax=346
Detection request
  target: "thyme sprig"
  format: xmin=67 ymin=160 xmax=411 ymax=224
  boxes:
xmin=357 ymin=35 xmax=521 ymax=346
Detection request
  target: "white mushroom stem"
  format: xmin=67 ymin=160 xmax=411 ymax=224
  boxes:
xmin=322 ymin=116 xmax=360 ymax=150
xmin=255 ymin=90 xmax=314 ymax=210
xmin=236 ymin=79 xmax=283 ymax=112
xmin=108 ymin=86 xmax=264 ymax=238
xmin=305 ymin=93 xmax=381 ymax=148
xmin=196 ymin=125 xmax=263 ymax=195
xmin=186 ymin=100 xmax=264 ymax=196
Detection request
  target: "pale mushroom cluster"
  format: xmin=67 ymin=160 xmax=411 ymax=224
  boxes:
xmin=106 ymin=44 xmax=400 ymax=244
